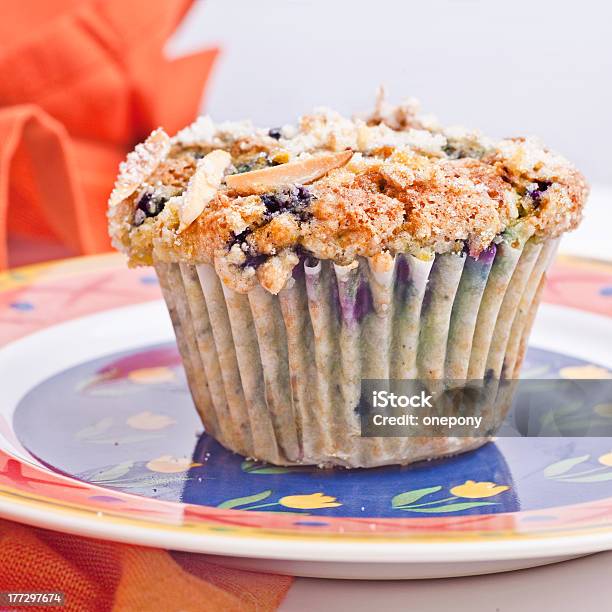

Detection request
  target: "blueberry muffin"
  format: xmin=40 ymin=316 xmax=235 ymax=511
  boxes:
xmin=108 ymin=94 xmax=588 ymax=467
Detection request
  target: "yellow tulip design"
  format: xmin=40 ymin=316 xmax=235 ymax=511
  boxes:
xmin=598 ymin=452 xmax=612 ymax=467
xmin=128 ymin=367 xmax=176 ymax=384
xmin=279 ymin=493 xmax=342 ymax=509
xmin=594 ymin=403 xmax=612 ymax=418
xmin=559 ymin=365 xmax=612 ymax=380
xmin=146 ymin=455 xmax=202 ymax=473
xmin=127 ymin=411 xmax=176 ymax=430
xmin=450 ymin=480 xmax=509 ymax=499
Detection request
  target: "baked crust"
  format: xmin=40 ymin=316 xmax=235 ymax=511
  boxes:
xmin=107 ymin=96 xmax=588 ymax=294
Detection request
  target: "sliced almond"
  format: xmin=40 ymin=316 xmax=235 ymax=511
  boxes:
xmin=109 ymin=128 xmax=170 ymax=208
xmin=225 ymin=150 xmax=353 ymax=195
xmin=178 ymin=149 xmax=232 ymax=232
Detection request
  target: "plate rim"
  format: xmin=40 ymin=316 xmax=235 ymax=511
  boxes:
xmin=1 ymin=489 xmax=612 ymax=563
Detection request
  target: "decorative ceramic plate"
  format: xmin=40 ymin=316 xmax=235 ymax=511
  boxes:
xmin=1 ymin=254 xmax=612 ymax=580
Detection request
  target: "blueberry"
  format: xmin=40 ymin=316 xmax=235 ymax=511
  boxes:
xmin=261 ymin=193 xmax=284 ymax=215
xmin=137 ymin=192 xmax=153 ymax=213
xmin=243 ymin=254 xmax=267 ymax=268
xmin=268 ymin=127 xmax=282 ymax=140
xmin=135 ymin=191 xmax=167 ymax=222
xmin=528 ymin=180 xmax=552 ymax=204
xmin=529 ymin=190 xmax=542 ymax=202
xmin=133 ymin=208 xmax=146 ymax=226
xmin=295 ymin=185 xmax=312 ymax=204
xmin=260 ymin=186 xmax=312 ymax=221
xmin=230 ymin=228 xmax=251 ymax=247
xmin=228 ymin=228 xmax=266 ymax=268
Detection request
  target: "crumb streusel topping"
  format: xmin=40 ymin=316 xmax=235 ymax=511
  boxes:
xmin=108 ymin=94 xmax=588 ymax=294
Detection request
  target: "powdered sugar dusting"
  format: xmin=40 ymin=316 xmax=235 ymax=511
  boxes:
xmin=109 ymin=128 xmax=171 ymax=208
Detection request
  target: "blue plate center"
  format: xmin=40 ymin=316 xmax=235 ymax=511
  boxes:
xmin=12 ymin=344 xmax=612 ymax=518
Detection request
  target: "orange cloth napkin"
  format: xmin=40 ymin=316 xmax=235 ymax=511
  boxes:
xmin=0 ymin=519 xmax=292 ymax=611
xmin=0 ymin=0 xmax=217 ymax=270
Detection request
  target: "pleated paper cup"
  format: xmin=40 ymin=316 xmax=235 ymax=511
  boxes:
xmin=154 ymin=236 xmax=558 ymax=468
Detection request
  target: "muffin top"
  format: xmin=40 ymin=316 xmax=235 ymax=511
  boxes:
xmin=108 ymin=93 xmax=588 ymax=294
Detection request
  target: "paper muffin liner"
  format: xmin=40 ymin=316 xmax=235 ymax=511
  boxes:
xmin=154 ymin=236 xmax=558 ymax=467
